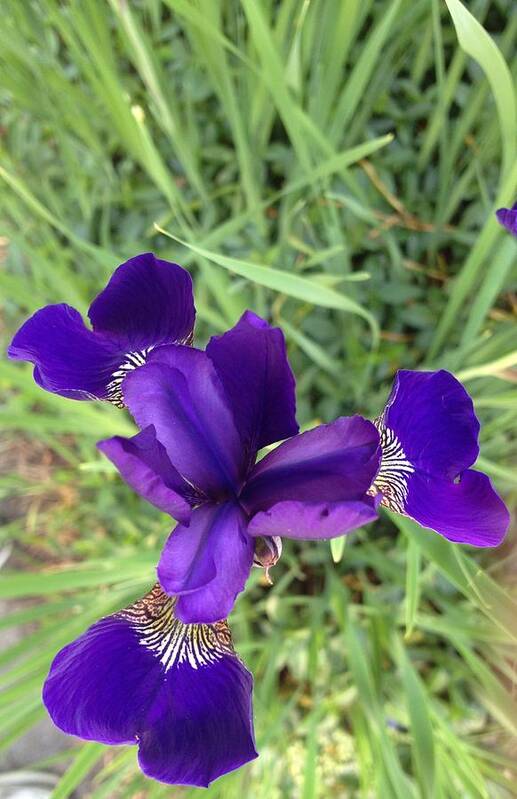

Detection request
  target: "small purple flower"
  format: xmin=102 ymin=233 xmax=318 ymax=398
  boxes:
xmin=496 ymin=203 xmax=517 ymax=235
xmin=370 ymin=370 xmax=510 ymax=546
xmin=8 ymin=253 xmax=195 ymax=406
xmin=43 ymin=584 xmax=257 ymax=787
xmin=99 ymin=311 xmax=381 ymax=624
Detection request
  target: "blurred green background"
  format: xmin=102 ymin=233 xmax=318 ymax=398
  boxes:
xmin=1 ymin=0 xmax=516 ymax=797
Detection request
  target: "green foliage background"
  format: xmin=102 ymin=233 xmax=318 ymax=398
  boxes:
xmin=0 ymin=1 xmax=516 ymax=797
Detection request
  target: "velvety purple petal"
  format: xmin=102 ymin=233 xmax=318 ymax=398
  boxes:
xmin=7 ymin=304 xmax=120 ymax=400
xmin=374 ymin=370 xmax=510 ymax=545
xmin=206 ymin=311 xmax=298 ymax=461
xmin=138 ymin=656 xmax=255 ymax=787
xmin=404 ymin=469 xmax=510 ymax=547
xmin=381 ymin=370 xmax=479 ymax=479
xmin=158 ymin=502 xmax=254 ymax=624
xmin=124 ymin=348 xmax=243 ymax=498
xmin=496 ymin=204 xmax=517 ymax=236
xmin=241 ymin=416 xmax=381 ymax=515
xmin=88 ymin=253 xmax=195 ymax=350
xmin=158 ymin=505 xmax=219 ymax=595
xmin=43 ymin=585 xmax=257 ymax=787
xmin=8 ymin=255 xmax=195 ymax=404
xmin=97 ymin=426 xmax=193 ymax=523
xmin=248 ymin=496 xmax=379 ymax=540
xmin=43 ymin=608 xmax=153 ymax=745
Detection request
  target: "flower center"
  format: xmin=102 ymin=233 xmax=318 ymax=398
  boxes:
xmin=117 ymin=584 xmax=235 ymax=672
xmin=106 ymin=347 xmax=154 ymax=407
xmin=370 ymin=423 xmax=414 ymax=513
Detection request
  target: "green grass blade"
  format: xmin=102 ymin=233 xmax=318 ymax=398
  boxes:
xmin=396 ymin=637 xmax=436 ymax=799
xmin=404 ymin=537 xmax=421 ymax=639
xmin=51 ymin=743 xmax=106 ymax=799
xmin=444 ymin=0 xmax=516 ymax=179
xmin=157 ymin=228 xmax=379 ymax=341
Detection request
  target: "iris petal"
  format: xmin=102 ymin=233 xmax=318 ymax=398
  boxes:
xmin=206 ymin=311 xmax=298 ymax=464
xmin=242 ymin=416 xmax=381 ymax=541
xmin=88 ymin=253 xmax=195 ymax=349
xmin=495 ymin=203 xmax=517 ymax=236
xmin=43 ymin=585 xmax=257 ymax=788
xmin=124 ymin=348 xmax=244 ymax=498
xmin=375 ymin=370 xmax=509 ymax=546
xmin=7 ymin=304 xmax=120 ymax=400
xmin=158 ymin=502 xmax=254 ymax=624
xmin=381 ymin=370 xmax=479 ymax=479
xmin=8 ymin=254 xmax=195 ymax=403
xmin=248 ymin=496 xmax=380 ymax=540
xmin=405 ymin=469 xmax=510 ymax=547
xmin=243 ymin=416 xmax=381 ymax=513
xmin=97 ymin=425 xmax=194 ymax=523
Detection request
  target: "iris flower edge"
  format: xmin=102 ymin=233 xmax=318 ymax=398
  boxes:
xmin=371 ymin=369 xmax=510 ymax=547
xmin=8 ymin=252 xmax=195 ymax=405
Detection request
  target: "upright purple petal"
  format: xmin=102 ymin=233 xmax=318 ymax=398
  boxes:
xmin=242 ymin=416 xmax=381 ymax=540
xmin=158 ymin=502 xmax=254 ymax=624
xmin=43 ymin=585 xmax=257 ymax=787
xmin=88 ymin=253 xmax=195 ymax=350
xmin=7 ymin=304 xmax=120 ymax=400
xmin=496 ymin=203 xmax=517 ymax=236
xmin=381 ymin=370 xmax=479 ymax=480
xmin=124 ymin=347 xmax=244 ymax=498
xmin=242 ymin=416 xmax=381 ymax=512
xmin=206 ymin=311 xmax=298 ymax=462
xmin=97 ymin=426 xmax=194 ymax=523
xmin=374 ymin=369 xmax=509 ymax=546
xmin=405 ymin=470 xmax=510 ymax=547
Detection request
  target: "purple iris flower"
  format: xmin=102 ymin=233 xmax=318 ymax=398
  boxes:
xmin=7 ymin=253 xmax=195 ymax=406
xmin=98 ymin=311 xmax=381 ymax=624
xmin=370 ymin=370 xmax=510 ymax=546
xmin=43 ymin=584 xmax=257 ymax=787
xmin=495 ymin=203 xmax=517 ymax=235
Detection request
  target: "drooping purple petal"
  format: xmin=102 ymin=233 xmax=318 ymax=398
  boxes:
xmin=88 ymin=253 xmax=195 ymax=350
xmin=206 ymin=311 xmax=298 ymax=462
xmin=242 ymin=416 xmax=381 ymax=514
xmin=97 ymin=425 xmax=194 ymax=523
xmin=124 ymin=347 xmax=243 ymax=498
xmin=404 ymin=470 xmax=510 ymax=547
xmin=43 ymin=585 xmax=257 ymax=787
xmin=7 ymin=304 xmax=120 ymax=400
xmin=158 ymin=502 xmax=254 ymax=624
xmin=381 ymin=370 xmax=480 ymax=480
xmin=496 ymin=203 xmax=517 ymax=236
xmin=8 ymin=254 xmax=195 ymax=403
xmin=248 ymin=496 xmax=380 ymax=540
xmin=374 ymin=369 xmax=510 ymax=546
xmin=138 ymin=655 xmax=255 ymax=787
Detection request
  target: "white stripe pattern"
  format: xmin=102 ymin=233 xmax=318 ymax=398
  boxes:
xmin=370 ymin=417 xmax=415 ymax=513
xmin=106 ymin=347 xmax=155 ymax=407
xmin=116 ymin=585 xmax=235 ymax=672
